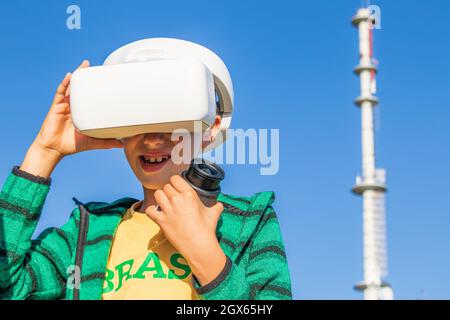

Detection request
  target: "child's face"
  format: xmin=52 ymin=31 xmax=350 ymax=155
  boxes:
xmin=122 ymin=117 xmax=221 ymax=190
xmin=122 ymin=132 xmax=191 ymax=189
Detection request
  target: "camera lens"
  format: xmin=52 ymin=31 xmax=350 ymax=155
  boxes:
xmin=181 ymin=158 xmax=225 ymax=207
xmin=198 ymin=164 xmax=216 ymax=176
xmin=184 ymin=159 xmax=224 ymax=191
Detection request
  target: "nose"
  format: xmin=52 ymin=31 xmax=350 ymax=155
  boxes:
xmin=142 ymin=133 xmax=167 ymax=148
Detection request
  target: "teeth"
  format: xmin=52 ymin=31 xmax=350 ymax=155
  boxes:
xmin=142 ymin=155 xmax=169 ymax=164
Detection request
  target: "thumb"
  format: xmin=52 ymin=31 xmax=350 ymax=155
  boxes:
xmin=87 ymin=137 xmax=124 ymax=150
xmin=102 ymin=138 xmax=124 ymax=149
xmin=209 ymin=201 xmax=224 ymax=225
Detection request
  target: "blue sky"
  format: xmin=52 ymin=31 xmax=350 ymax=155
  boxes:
xmin=1 ymin=0 xmax=450 ymax=299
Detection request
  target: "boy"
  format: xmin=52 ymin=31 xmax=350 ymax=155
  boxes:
xmin=0 ymin=43 xmax=291 ymax=300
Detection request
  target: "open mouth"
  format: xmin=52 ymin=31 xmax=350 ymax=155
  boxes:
xmin=139 ymin=154 xmax=171 ymax=172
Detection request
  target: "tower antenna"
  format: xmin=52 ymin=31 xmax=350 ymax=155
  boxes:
xmin=351 ymin=7 xmax=393 ymax=300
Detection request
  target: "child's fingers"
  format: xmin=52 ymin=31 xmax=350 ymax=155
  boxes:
xmin=163 ymin=183 xmax=179 ymax=201
xmin=77 ymin=59 xmax=90 ymax=69
xmin=61 ymin=72 xmax=72 ymax=87
xmin=66 ymin=60 xmax=90 ymax=97
xmin=146 ymin=205 xmax=165 ymax=225
xmin=52 ymin=60 xmax=90 ymax=105
xmin=154 ymin=189 xmax=172 ymax=214
xmin=52 ymin=73 xmax=72 ymax=105
xmin=169 ymin=174 xmax=193 ymax=193
xmin=50 ymin=102 xmax=70 ymax=115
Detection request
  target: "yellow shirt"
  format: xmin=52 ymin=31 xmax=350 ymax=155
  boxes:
xmin=102 ymin=200 xmax=199 ymax=300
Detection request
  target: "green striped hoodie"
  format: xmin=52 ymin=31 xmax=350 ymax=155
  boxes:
xmin=0 ymin=165 xmax=292 ymax=300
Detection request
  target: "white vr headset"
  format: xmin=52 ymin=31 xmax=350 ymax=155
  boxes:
xmin=70 ymin=38 xmax=234 ymax=150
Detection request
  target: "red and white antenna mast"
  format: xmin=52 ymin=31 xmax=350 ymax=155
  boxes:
xmin=351 ymin=6 xmax=393 ymax=300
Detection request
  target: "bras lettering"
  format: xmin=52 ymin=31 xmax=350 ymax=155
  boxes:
xmin=102 ymin=252 xmax=192 ymax=293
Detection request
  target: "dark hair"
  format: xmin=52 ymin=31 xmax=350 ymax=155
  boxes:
xmin=215 ymin=86 xmax=224 ymax=117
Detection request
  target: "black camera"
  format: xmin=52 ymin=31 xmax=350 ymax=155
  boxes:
xmin=181 ymin=158 xmax=225 ymax=207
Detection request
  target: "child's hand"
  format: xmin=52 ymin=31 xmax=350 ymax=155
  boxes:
xmin=146 ymin=175 xmax=227 ymax=286
xmin=20 ymin=60 xmax=123 ymax=178
xmin=33 ymin=60 xmax=123 ymax=159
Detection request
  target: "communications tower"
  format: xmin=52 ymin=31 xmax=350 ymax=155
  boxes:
xmin=351 ymin=7 xmax=394 ymax=300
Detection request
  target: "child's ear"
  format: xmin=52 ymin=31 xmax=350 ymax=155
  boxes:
xmin=210 ymin=115 xmax=222 ymax=139
xmin=201 ymin=116 xmax=222 ymax=149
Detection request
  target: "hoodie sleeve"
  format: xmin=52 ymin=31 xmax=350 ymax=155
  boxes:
xmin=191 ymin=197 xmax=292 ymax=300
xmin=0 ymin=166 xmax=77 ymax=300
